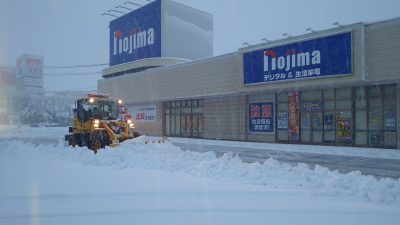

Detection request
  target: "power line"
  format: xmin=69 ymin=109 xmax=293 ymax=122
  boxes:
xmin=45 ymin=88 xmax=98 ymax=93
xmin=1 ymin=63 xmax=108 ymax=69
xmin=43 ymin=72 xmax=102 ymax=76
xmin=44 ymin=63 xmax=108 ymax=69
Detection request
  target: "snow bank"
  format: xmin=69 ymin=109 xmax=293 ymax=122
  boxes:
xmin=169 ymin=137 xmax=400 ymax=160
xmin=2 ymin=125 xmax=400 ymax=160
xmin=1 ymin=136 xmax=400 ymax=207
xmin=0 ymin=125 xmax=66 ymax=140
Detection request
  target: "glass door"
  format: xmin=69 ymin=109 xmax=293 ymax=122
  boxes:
xmin=301 ymin=112 xmax=323 ymax=143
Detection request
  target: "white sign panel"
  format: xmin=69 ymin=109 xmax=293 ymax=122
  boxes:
xmin=131 ymin=104 xmax=157 ymax=122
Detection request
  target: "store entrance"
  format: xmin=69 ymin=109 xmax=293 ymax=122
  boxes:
xmin=300 ymin=112 xmax=323 ymax=143
xmin=180 ymin=114 xmax=203 ymax=138
xmin=299 ymin=91 xmax=324 ymax=144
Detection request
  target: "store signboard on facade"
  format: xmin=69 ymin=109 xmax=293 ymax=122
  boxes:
xmin=249 ymin=102 xmax=274 ymax=133
xmin=130 ymin=104 xmax=157 ymax=122
xmin=109 ymin=0 xmax=161 ymax=66
xmin=243 ymin=32 xmax=352 ymax=85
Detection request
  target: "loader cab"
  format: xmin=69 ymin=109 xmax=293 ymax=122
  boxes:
xmin=75 ymin=97 xmax=118 ymax=123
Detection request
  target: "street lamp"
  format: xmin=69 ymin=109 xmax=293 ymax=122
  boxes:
xmin=116 ymin=5 xmax=133 ymax=11
xmin=282 ymin=33 xmax=292 ymax=38
xmin=124 ymin=1 xmax=142 ymax=7
xmin=101 ymin=12 xmax=118 ymax=18
xmin=306 ymin=27 xmax=316 ymax=33
xmin=333 ymin=21 xmax=343 ymax=27
xmin=261 ymin=38 xmax=270 ymax=43
xmin=108 ymin=9 xmax=125 ymax=14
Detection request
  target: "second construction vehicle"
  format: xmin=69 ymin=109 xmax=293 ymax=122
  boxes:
xmin=65 ymin=93 xmax=140 ymax=153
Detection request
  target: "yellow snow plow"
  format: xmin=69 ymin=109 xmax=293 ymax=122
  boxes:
xmin=65 ymin=94 xmax=140 ymax=153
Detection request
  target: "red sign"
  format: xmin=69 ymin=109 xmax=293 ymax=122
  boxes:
xmin=0 ymin=68 xmax=16 ymax=86
xmin=250 ymin=104 xmax=261 ymax=118
xmin=288 ymin=92 xmax=299 ymax=141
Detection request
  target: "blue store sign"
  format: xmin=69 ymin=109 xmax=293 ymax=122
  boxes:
xmin=249 ymin=102 xmax=274 ymax=132
xmin=243 ymin=32 xmax=352 ymax=85
xmin=109 ymin=0 xmax=161 ymax=66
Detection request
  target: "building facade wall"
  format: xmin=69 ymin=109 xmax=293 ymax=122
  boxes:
xmin=203 ymin=96 xmax=245 ymax=141
xmin=98 ymin=53 xmax=242 ymax=103
xmin=366 ymin=18 xmax=400 ymax=82
xmin=398 ymin=84 xmax=400 ymax=149
xmin=162 ymin=0 xmax=213 ymax=60
xmin=98 ymin=19 xmax=400 ymax=149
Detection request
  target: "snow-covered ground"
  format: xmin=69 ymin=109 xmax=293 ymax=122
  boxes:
xmin=0 ymin=126 xmax=400 ymax=225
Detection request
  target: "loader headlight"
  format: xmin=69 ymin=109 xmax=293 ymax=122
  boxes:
xmin=129 ymin=123 xmax=135 ymax=128
xmin=127 ymin=119 xmax=132 ymax=124
xmin=93 ymin=119 xmax=100 ymax=128
xmin=89 ymin=98 xmax=95 ymax=103
xmin=117 ymin=99 xmax=123 ymax=105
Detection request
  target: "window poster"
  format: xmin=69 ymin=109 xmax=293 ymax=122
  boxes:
xmin=249 ymin=102 xmax=274 ymax=132
xmin=278 ymin=112 xmax=288 ymax=129
xmin=337 ymin=118 xmax=352 ymax=143
xmin=324 ymin=114 xmax=334 ymax=130
xmin=288 ymin=92 xmax=299 ymax=141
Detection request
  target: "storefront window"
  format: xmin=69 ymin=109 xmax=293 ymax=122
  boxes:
xmin=335 ymin=88 xmax=353 ymax=145
xmin=323 ymin=89 xmax=336 ymax=144
xmin=382 ymin=84 xmax=397 ymax=148
xmin=164 ymin=99 xmax=203 ymax=138
xmin=300 ymin=90 xmax=323 ymax=143
xmin=274 ymin=85 xmax=396 ymax=148
xmin=323 ymin=89 xmax=335 ymax=100
xmin=277 ymin=92 xmax=289 ymax=142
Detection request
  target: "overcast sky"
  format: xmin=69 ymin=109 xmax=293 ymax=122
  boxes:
xmin=1 ymin=0 xmax=399 ymax=92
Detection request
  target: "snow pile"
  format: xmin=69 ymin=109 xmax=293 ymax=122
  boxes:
xmin=0 ymin=125 xmax=65 ymax=140
xmin=170 ymin=137 xmax=400 ymax=160
xmin=1 ymin=136 xmax=400 ymax=207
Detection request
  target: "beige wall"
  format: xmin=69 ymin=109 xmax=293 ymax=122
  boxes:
xmin=203 ymin=96 xmax=246 ymax=141
xmin=366 ymin=19 xmax=400 ymax=83
xmin=98 ymin=53 xmax=242 ymax=105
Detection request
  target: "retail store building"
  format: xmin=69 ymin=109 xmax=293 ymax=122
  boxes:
xmin=98 ymin=0 xmax=400 ymax=149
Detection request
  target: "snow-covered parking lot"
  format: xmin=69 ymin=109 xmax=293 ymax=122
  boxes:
xmin=0 ymin=126 xmax=399 ymax=225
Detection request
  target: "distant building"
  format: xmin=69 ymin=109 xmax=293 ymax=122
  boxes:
xmin=13 ymin=54 xmax=44 ymax=114
xmin=0 ymin=66 xmax=16 ymax=123
xmin=16 ymin=54 xmax=44 ymax=96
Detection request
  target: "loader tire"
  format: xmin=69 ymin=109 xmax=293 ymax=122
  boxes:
xmin=89 ymin=132 xmax=102 ymax=153
xmin=133 ymin=131 xmax=141 ymax=138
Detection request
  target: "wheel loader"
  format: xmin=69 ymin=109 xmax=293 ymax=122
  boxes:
xmin=65 ymin=93 xmax=140 ymax=153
